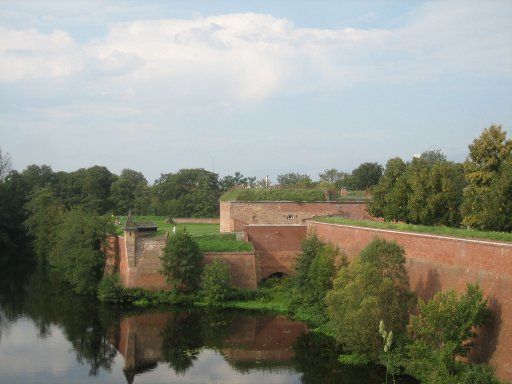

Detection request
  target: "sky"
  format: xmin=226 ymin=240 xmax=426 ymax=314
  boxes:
xmin=1 ymin=0 xmax=511 ymax=183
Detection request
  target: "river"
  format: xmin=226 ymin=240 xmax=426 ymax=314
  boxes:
xmin=0 ymin=267 xmax=418 ymax=384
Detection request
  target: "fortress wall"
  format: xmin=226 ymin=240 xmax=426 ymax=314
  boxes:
xmin=116 ymin=234 xmax=257 ymax=290
xmin=307 ymin=220 xmax=512 ymax=381
xmin=220 ymin=201 xmax=371 ymax=233
xmin=244 ymin=225 xmax=307 ymax=279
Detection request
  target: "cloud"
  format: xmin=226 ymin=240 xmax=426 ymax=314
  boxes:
xmin=0 ymin=1 xmax=511 ymax=104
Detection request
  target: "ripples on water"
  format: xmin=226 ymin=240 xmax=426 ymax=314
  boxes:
xmin=0 ymin=269 xmax=417 ymax=384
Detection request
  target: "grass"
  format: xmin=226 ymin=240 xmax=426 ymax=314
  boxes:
xmin=220 ymin=188 xmax=368 ymax=202
xmin=114 ymin=215 xmax=253 ymax=252
xmin=315 ymin=216 xmax=512 ymax=243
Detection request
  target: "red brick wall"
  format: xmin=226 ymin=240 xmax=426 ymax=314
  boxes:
xmin=245 ymin=225 xmax=307 ymax=279
xmin=220 ymin=201 xmax=370 ymax=233
xmin=307 ymin=220 xmax=512 ymax=382
xmin=115 ymin=234 xmax=257 ymax=290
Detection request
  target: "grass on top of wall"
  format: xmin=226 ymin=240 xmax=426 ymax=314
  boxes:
xmin=114 ymin=215 xmax=253 ymax=252
xmin=315 ymin=216 xmax=512 ymax=243
xmin=220 ymin=188 xmax=368 ymax=202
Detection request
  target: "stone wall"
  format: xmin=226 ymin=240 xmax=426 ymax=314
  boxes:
xmin=306 ymin=220 xmax=512 ymax=382
xmin=220 ymin=201 xmax=370 ymax=232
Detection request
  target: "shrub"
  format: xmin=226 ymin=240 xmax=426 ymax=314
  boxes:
xmin=160 ymin=228 xmax=203 ymax=293
xmin=97 ymin=274 xmax=126 ymax=303
xmin=200 ymin=258 xmax=231 ymax=306
xmin=405 ymin=284 xmax=491 ymax=383
xmin=325 ymin=238 xmax=412 ymax=358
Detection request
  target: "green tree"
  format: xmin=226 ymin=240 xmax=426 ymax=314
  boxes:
xmin=0 ymin=148 xmax=11 ymax=181
xmin=24 ymin=188 xmax=64 ymax=265
xmin=219 ymin=171 xmax=256 ymax=191
xmin=110 ymin=169 xmax=149 ymax=214
xmin=405 ymin=284 xmax=491 ymax=383
xmin=419 ymin=149 xmax=447 ymax=165
xmin=200 ymin=258 xmax=231 ymax=306
xmin=294 ymin=233 xmax=325 ymax=291
xmin=325 ymin=238 xmax=412 ymax=358
xmin=48 ymin=208 xmax=114 ymax=295
xmin=369 ymin=157 xmax=409 ymax=221
xmin=277 ymin=172 xmax=313 ymax=187
xmin=319 ymin=168 xmax=347 ymax=185
xmin=462 ymin=125 xmax=512 ymax=230
xmin=350 ymin=162 xmax=383 ymax=190
xmin=479 ymin=158 xmax=512 ymax=231
xmin=161 ymin=228 xmax=203 ymax=293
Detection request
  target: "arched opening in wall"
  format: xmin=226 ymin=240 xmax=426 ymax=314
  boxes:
xmin=260 ymin=272 xmax=289 ymax=285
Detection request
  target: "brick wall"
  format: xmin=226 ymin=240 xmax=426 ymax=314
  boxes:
xmin=306 ymin=220 xmax=512 ymax=382
xmin=244 ymin=225 xmax=307 ymax=279
xmin=116 ymin=233 xmax=258 ymax=290
xmin=220 ymin=201 xmax=371 ymax=233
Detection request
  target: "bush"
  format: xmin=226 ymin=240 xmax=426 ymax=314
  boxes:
xmin=200 ymin=258 xmax=231 ymax=306
xmin=325 ymin=238 xmax=412 ymax=358
xmin=97 ymin=274 xmax=127 ymax=303
xmin=160 ymin=228 xmax=203 ymax=293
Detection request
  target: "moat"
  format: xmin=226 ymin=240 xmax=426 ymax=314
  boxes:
xmin=0 ymin=269 xmax=417 ymax=384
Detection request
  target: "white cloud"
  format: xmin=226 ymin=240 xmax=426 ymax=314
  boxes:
xmin=0 ymin=1 xmax=511 ymax=102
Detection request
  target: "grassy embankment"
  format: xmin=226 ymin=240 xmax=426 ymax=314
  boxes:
xmin=315 ymin=216 xmax=512 ymax=243
xmin=114 ymin=215 xmax=253 ymax=252
xmin=220 ymin=188 xmax=368 ymax=202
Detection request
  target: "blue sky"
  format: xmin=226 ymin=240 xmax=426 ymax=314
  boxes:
xmin=1 ymin=0 xmax=511 ymax=183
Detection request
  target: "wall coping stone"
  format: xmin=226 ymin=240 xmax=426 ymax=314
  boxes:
xmin=307 ymin=220 xmax=512 ymax=248
xmin=223 ymin=200 xmax=369 ymax=204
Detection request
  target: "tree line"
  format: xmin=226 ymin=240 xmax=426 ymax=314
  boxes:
xmin=369 ymin=125 xmax=512 ymax=232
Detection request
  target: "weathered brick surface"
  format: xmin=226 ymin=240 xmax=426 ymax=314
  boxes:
xmin=220 ymin=201 xmax=370 ymax=232
xmin=245 ymin=225 xmax=307 ymax=279
xmin=307 ymin=220 xmax=512 ymax=382
xmin=203 ymin=252 xmax=258 ymax=289
xmin=103 ymin=235 xmax=119 ymax=277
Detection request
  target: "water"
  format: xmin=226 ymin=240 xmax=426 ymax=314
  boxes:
xmin=0 ymin=269 xmax=414 ymax=384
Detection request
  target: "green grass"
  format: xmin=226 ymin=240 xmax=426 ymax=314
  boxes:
xmin=220 ymin=188 xmax=368 ymax=202
xmin=315 ymin=216 xmax=512 ymax=243
xmin=114 ymin=215 xmax=252 ymax=252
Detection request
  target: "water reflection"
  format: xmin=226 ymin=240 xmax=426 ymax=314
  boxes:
xmin=0 ymin=268 xmax=416 ymax=383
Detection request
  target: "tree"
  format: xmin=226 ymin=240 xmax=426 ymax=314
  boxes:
xmin=462 ymin=125 xmax=512 ymax=230
xmin=405 ymin=284 xmax=490 ymax=383
xmin=160 ymin=228 xmax=203 ymax=293
xmin=319 ymin=168 xmax=347 ymax=185
xmin=200 ymin=258 xmax=231 ymax=306
xmin=419 ymin=149 xmax=447 ymax=165
xmin=277 ymin=172 xmax=313 ymax=187
xmin=369 ymin=157 xmax=409 ymax=221
xmin=110 ymin=169 xmax=149 ymax=214
xmin=152 ymin=168 xmax=220 ymax=217
xmin=0 ymin=148 xmax=11 ymax=181
xmin=219 ymin=171 xmax=256 ymax=191
xmin=325 ymin=238 xmax=412 ymax=358
xmin=48 ymin=208 xmax=114 ymax=295
xmin=350 ymin=162 xmax=383 ymax=190
xmin=81 ymin=166 xmax=116 ymax=214
xmin=24 ymin=188 xmax=64 ymax=265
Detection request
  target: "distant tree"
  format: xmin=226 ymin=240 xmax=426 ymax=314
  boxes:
xmin=419 ymin=149 xmax=447 ymax=165
xmin=110 ymin=169 xmax=149 ymax=214
xmin=0 ymin=148 xmax=11 ymax=181
xmin=325 ymin=238 xmax=412 ymax=358
xmin=80 ymin=166 xmax=116 ymax=214
xmin=21 ymin=164 xmax=55 ymax=192
xmin=24 ymin=188 xmax=64 ymax=265
xmin=200 ymin=258 xmax=231 ymax=306
xmin=277 ymin=172 xmax=313 ymax=187
xmin=161 ymin=228 xmax=203 ymax=293
xmin=462 ymin=125 xmax=512 ymax=230
xmin=319 ymin=168 xmax=347 ymax=185
xmin=152 ymin=168 xmax=220 ymax=217
xmin=369 ymin=157 xmax=409 ymax=221
xmin=48 ymin=208 xmax=114 ymax=295
xmin=350 ymin=162 xmax=383 ymax=190
xmin=219 ymin=171 xmax=256 ymax=191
